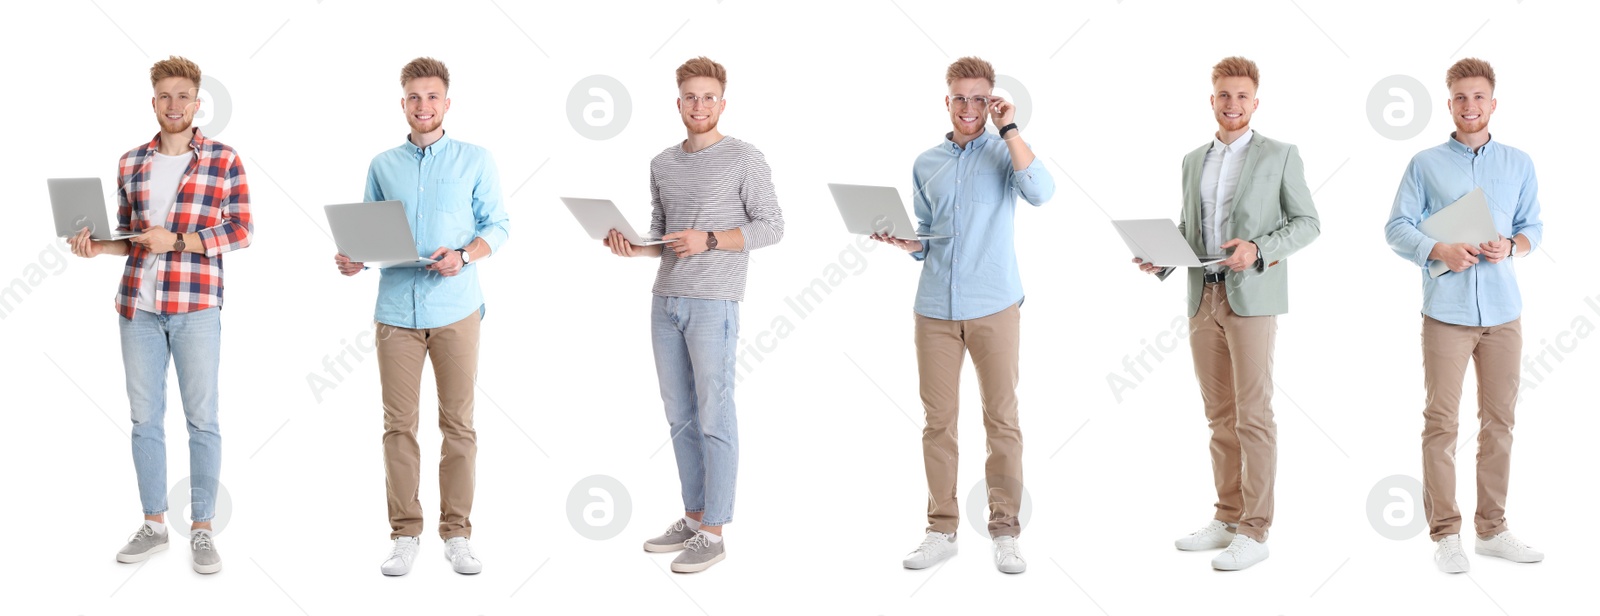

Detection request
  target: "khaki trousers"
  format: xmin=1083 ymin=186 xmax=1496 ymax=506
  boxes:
xmin=377 ymin=311 xmax=481 ymax=539
xmin=1420 ymin=315 xmax=1520 ymax=541
xmin=1189 ymin=283 xmax=1277 ymax=542
xmin=915 ymin=303 xmax=1023 ymax=538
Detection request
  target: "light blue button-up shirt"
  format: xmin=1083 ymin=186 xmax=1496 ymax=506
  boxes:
xmin=910 ymin=131 xmax=1055 ymax=320
xmin=1385 ymin=134 xmax=1543 ymax=327
xmin=364 ymin=132 xmax=511 ymax=329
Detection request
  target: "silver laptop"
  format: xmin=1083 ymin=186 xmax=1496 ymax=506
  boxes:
xmin=324 ymin=201 xmax=436 ymax=268
xmin=49 ymin=178 xmax=136 ymax=240
xmin=1417 ymin=187 xmax=1498 ymax=278
xmin=561 ymin=197 xmax=666 ymax=246
xmin=827 ymin=183 xmax=952 ymax=241
xmin=1112 ymin=218 xmax=1226 ymax=267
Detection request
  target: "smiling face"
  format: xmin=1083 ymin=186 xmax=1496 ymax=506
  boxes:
xmin=676 ymin=75 xmax=725 ymax=135
xmin=402 ymin=76 xmax=449 ymax=135
xmin=151 ymin=76 xmax=199 ymax=134
xmin=1210 ymin=76 xmax=1258 ymax=134
xmin=946 ymin=77 xmax=993 ymax=138
xmin=1447 ymin=76 xmax=1495 ymax=136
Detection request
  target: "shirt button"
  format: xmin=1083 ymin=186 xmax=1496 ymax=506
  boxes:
xmin=420 ymin=186 xmax=425 ymax=191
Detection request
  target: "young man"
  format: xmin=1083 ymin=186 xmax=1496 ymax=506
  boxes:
xmin=334 ymin=57 xmax=510 ymax=577
xmin=603 ymin=56 xmax=784 ymax=574
xmin=68 ymin=56 xmax=253 ymax=574
xmin=876 ymin=56 xmax=1054 ymax=575
xmin=1134 ymin=56 xmax=1319 ymax=571
xmin=1383 ymin=58 xmax=1544 ymax=574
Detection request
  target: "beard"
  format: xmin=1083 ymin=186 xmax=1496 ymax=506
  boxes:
xmin=951 ymin=115 xmax=987 ymax=138
xmin=158 ymin=114 xmax=194 ymax=134
xmin=407 ymin=114 xmax=443 ymax=135
xmin=682 ymin=114 xmax=719 ymax=135
xmin=1452 ymin=115 xmax=1489 ymax=135
xmin=1215 ymin=111 xmax=1250 ymax=133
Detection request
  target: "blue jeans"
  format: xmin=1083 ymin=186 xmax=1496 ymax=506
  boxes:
xmin=119 ymin=307 xmax=222 ymax=521
xmin=650 ymin=296 xmax=739 ymax=526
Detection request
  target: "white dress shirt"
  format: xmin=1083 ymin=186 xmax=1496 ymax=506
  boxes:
xmin=1199 ymin=129 xmax=1253 ymax=274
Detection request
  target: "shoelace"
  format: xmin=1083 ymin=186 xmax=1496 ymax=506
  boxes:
xmin=995 ymin=540 xmax=1022 ymax=561
xmin=128 ymin=524 xmax=156 ymax=543
xmin=1438 ymin=538 xmax=1466 ymax=560
xmin=683 ymin=533 xmax=711 ymax=552
xmin=1222 ymin=537 xmax=1252 ymax=557
xmin=389 ymin=540 xmax=418 ymax=561
xmin=662 ymin=520 xmax=688 ymax=537
xmin=446 ymin=540 xmax=476 ymax=563
xmin=1189 ymin=521 xmax=1226 ymax=538
xmin=1495 ymin=533 xmax=1531 ymax=550
xmin=191 ymin=532 xmax=214 ymax=552
xmin=914 ymin=534 xmax=950 ymax=556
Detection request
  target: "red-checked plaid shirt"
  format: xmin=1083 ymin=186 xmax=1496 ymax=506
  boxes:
xmin=114 ymin=128 xmax=253 ymax=319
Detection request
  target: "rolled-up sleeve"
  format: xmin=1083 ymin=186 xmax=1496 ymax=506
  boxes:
xmin=1011 ymin=154 xmax=1054 ymax=206
xmin=197 ymin=152 xmax=253 ymax=257
xmin=1385 ymin=159 xmax=1436 ymax=267
xmin=1513 ymin=164 xmax=1543 ymax=254
xmin=736 ymin=149 xmax=783 ymax=251
xmin=471 ymin=153 xmax=510 ymax=254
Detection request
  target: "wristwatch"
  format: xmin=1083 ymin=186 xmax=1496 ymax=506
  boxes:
xmin=705 ymin=231 xmax=718 ymax=250
xmin=457 ymin=248 xmax=471 ymax=264
xmin=173 ymin=233 xmax=186 ymax=253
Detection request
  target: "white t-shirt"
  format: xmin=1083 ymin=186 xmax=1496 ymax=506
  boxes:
xmin=136 ymin=151 xmax=190 ymax=314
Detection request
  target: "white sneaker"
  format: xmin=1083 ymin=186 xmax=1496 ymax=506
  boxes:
xmin=381 ymin=536 xmax=420 ymax=576
xmin=1475 ymin=531 xmax=1544 ymax=563
xmin=1434 ymin=534 xmax=1470 ymax=573
xmin=444 ymin=536 xmax=483 ymax=574
xmin=902 ymin=532 xmax=958 ymax=570
xmin=1175 ymin=520 xmax=1236 ymax=551
xmin=1211 ymin=534 xmax=1269 ymax=571
xmin=993 ymin=536 xmax=1026 ymax=574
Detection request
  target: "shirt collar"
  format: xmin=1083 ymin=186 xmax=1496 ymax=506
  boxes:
xmin=1210 ymin=128 xmax=1254 ymax=153
xmin=406 ymin=131 xmax=452 ymax=157
xmin=944 ymin=129 xmax=993 ymax=153
xmin=142 ymin=128 xmax=205 ymax=156
xmin=1447 ymin=131 xmax=1494 ymax=156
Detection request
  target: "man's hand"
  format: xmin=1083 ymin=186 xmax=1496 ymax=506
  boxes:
xmin=870 ymin=232 xmax=923 ymax=253
xmin=662 ymin=229 xmax=710 ymax=258
xmin=1132 ymin=257 xmax=1169 ymax=276
xmin=1431 ymin=242 xmax=1481 ymax=273
xmin=604 ymin=229 xmax=641 ymax=257
xmin=334 ymin=253 xmax=364 ymax=276
xmin=1479 ymin=235 xmax=1512 ymax=264
xmin=425 ymin=247 xmax=465 ymax=277
xmin=131 ymin=227 xmax=179 ymax=254
xmin=988 ymin=95 xmax=1017 ymax=129
xmin=1218 ymin=238 xmax=1258 ymax=272
xmin=68 ymin=228 xmax=105 ymax=258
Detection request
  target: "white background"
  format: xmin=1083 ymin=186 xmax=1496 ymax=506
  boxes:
xmin=4 ymin=1 xmax=1595 ymax=614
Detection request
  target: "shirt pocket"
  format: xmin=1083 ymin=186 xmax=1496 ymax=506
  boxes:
xmin=972 ymin=171 xmax=1009 ymax=205
xmin=432 ymin=178 xmax=477 ymax=246
xmin=1485 ymin=179 xmax=1520 ymax=215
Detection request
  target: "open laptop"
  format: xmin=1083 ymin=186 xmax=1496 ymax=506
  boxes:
xmin=827 ymin=183 xmax=952 ymax=242
xmin=561 ymin=197 xmax=667 ymax=246
xmin=324 ymin=201 xmax=436 ymax=268
xmin=1417 ymin=187 xmax=1498 ymax=278
xmin=49 ymin=178 xmax=137 ymax=240
xmin=1112 ymin=218 xmax=1227 ymax=267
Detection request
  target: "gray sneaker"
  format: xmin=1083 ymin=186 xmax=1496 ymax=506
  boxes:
xmin=116 ymin=523 xmax=169 ymax=563
xmin=190 ymin=529 xmax=222 ymax=574
xmin=670 ymin=531 xmax=726 ymax=573
xmin=644 ymin=518 xmax=697 ymax=553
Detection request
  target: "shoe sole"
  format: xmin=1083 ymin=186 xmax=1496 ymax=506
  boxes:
xmin=671 ymin=552 xmax=726 ymax=573
xmin=997 ymin=564 xmax=1026 ymax=574
xmin=1212 ymin=552 xmax=1269 ymax=571
xmin=1474 ymin=547 xmax=1543 ymax=563
xmin=903 ymin=548 xmax=958 ymax=570
xmin=644 ymin=542 xmax=688 ymax=553
xmin=193 ymin=560 xmax=222 ymax=574
xmin=117 ymin=542 xmax=168 ymax=563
